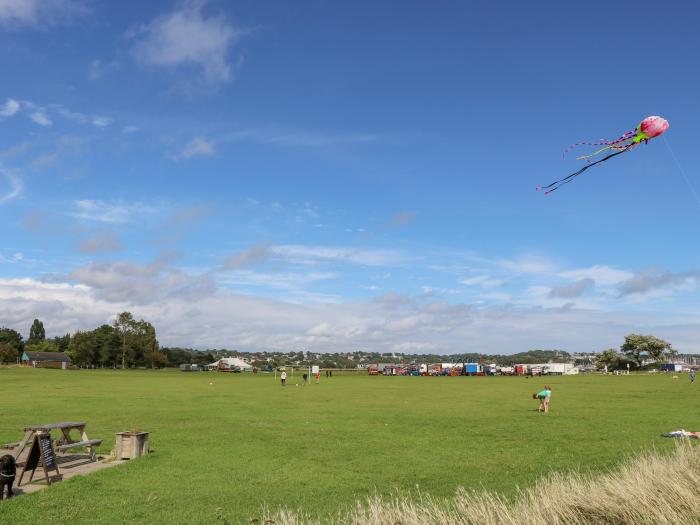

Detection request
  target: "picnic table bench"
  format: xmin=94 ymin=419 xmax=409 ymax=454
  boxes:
xmin=55 ymin=439 xmax=103 ymax=453
xmin=14 ymin=422 xmax=102 ymax=462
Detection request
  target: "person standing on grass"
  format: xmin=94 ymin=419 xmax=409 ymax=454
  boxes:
xmin=691 ymin=370 xmax=695 ymax=383
xmin=280 ymin=369 xmax=287 ymax=386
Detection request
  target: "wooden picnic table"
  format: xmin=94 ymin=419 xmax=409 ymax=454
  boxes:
xmin=14 ymin=422 xmax=102 ymax=463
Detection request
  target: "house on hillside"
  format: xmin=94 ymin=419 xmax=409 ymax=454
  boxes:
xmin=21 ymin=351 xmax=72 ymax=369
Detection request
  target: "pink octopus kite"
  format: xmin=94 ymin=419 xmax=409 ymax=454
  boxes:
xmin=539 ymin=115 xmax=669 ymax=194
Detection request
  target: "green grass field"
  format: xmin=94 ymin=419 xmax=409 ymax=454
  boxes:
xmin=0 ymin=369 xmax=697 ymax=524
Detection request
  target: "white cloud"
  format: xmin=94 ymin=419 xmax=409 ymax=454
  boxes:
xmin=617 ymin=268 xmax=699 ymax=297
xmin=0 ymin=168 xmax=22 ymax=204
xmin=460 ymin=275 xmax=505 ymax=288
xmin=92 ymin=116 xmax=113 ymax=127
xmin=3 ymin=270 xmax=700 ymax=353
xmin=222 ymin=128 xmax=380 ymax=148
xmin=69 ymin=200 xmax=156 ymax=224
xmin=271 ymin=245 xmax=408 ymax=267
xmin=0 ymin=0 xmax=87 ymax=27
xmin=549 ymin=278 xmax=595 ymax=299
xmin=29 ymin=111 xmax=52 ymax=127
xmin=223 ymin=244 xmax=271 ymax=269
xmin=170 ymin=137 xmax=215 ymax=160
xmin=0 ymin=98 xmax=20 ymax=117
xmin=220 ymin=269 xmax=336 ymax=291
xmin=559 ymin=265 xmax=633 ymax=286
xmin=128 ymin=0 xmax=246 ymax=87
xmin=495 ymin=255 xmax=558 ymax=275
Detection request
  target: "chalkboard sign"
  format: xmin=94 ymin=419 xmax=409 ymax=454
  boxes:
xmin=18 ymin=433 xmax=60 ymax=486
xmin=39 ymin=433 xmax=56 ymax=469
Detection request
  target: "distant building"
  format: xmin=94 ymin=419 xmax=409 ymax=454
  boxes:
xmin=22 ymin=351 xmax=72 ymax=369
xmin=676 ymin=354 xmax=700 ymax=367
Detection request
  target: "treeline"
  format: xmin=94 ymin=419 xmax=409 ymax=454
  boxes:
xmin=161 ymin=347 xmax=218 ymax=367
xmin=158 ymin=348 xmax=572 ymax=369
xmin=0 ymin=312 xmax=165 ymax=369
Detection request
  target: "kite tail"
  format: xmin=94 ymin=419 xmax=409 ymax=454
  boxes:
xmin=563 ymin=129 xmax=636 ymax=158
xmin=538 ymin=143 xmax=635 ymax=195
xmin=576 ymin=138 xmax=636 ymax=160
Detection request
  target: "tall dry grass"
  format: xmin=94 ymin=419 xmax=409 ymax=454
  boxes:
xmin=261 ymin=443 xmax=700 ymax=525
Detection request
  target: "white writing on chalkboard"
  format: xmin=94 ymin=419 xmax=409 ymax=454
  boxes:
xmin=39 ymin=434 xmax=56 ymax=469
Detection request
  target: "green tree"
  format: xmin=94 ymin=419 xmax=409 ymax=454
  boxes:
xmin=0 ymin=342 xmax=17 ymax=364
xmin=114 ymin=312 xmax=137 ymax=369
xmin=0 ymin=327 xmax=23 ymax=362
xmin=28 ymin=318 xmax=45 ymax=344
xmin=24 ymin=340 xmax=60 ymax=354
xmin=139 ymin=320 xmax=166 ymax=368
xmin=68 ymin=330 xmax=97 ymax=367
xmin=52 ymin=333 xmax=71 ymax=353
xmin=596 ymin=348 xmax=621 ymax=370
xmin=113 ymin=313 xmax=161 ymax=368
xmin=620 ymin=334 xmax=673 ymax=366
xmin=92 ymin=324 xmax=120 ymax=368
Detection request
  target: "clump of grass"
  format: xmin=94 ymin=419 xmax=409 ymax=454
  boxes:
xmin=264 ymin=443 xmax=700 ymax=525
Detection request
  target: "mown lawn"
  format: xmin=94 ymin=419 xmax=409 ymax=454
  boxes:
xmin=0 ymin=368 xmax=697 ymax=524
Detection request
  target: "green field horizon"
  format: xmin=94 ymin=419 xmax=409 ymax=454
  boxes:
xmin=0 ymin=368 xmax=697 ymax=524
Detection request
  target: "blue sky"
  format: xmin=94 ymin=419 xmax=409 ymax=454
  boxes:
xmin=1 ymin=0 xmax=699 ymax=353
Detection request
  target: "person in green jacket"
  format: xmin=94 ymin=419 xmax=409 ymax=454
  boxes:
xmin=535 ymin=385 xmax=552 ymax=413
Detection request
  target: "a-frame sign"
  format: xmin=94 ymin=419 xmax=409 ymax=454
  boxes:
xmin=18 ymin=432 xmax=61 ymax=486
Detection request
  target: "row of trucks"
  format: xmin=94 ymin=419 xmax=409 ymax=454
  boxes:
xmin=368 ymin=362 xmax=579 ymax=376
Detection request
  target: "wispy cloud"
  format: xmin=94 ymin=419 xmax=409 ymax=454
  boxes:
xmin=495 ymin=254 xmax=558 ymax=275
xmin=6 ymin=99 xmax=126 ymax=132
xmin=69 ymin=199 xmax=156 ymax=224
xmin=46 ymin=104 xmax=85 ymax=124
xmin=549 ymin=278 xmax=595 ymax=298
xmin=558 ymin=265 xmax=632 ymax=286
xmin=0 ymin=98 xmax=20 ymax=117
xmin=221 ymin=128 xmax=380 ymax=148
xmin=92 ymin=116 xmax=113 ymax=128
xmin=0 ymin=0 xmax=88 ymax=28
xmin=460 ymin=275 xmax=506 ymax=288
xmin=87 ymin=59 xmax=120 ymax=81
xmin=272 ymin=245 xmax=408 ymax=267
xmin=28 ymin=135 xmax=90 ymax=170
xmin=0 ymin=168 xmax=22 ymax=204
xmin=67 ymin=253 xmax=214 ymax=304
xmin=223 ymin=243 xmax=271 ymax=269
xmin=29 ymin=111 xmax=52 ymax=127
xmin=384 ymin=211 xmax=415 ymax=229
xmin=169 ymin=137 xmax=215 ymax=160
xmin=128 ymin=0 xmax=248 ymax=88
xmin=617 ymin=268 xmax=699 ymax=296
xmin=75 ymin=231 xmax=122 ymax=254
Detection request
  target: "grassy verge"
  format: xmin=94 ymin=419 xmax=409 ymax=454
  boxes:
xmin=263 ymin=443 xmax=700 ymax=524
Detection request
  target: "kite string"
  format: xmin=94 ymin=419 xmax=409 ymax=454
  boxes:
xmin=663 ymin=135 xmax=700 ymax=208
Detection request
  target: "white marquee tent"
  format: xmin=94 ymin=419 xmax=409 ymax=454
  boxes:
xmin=208 ymin=357 xmax=253 ymax=371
